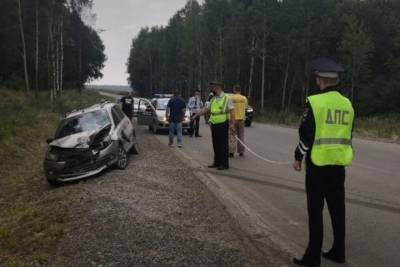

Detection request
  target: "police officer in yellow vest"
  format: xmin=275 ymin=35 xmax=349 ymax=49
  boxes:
xmin=293 ymin=58 xmax=354 ymax=267
xmin=192 ymin=81 xmax=235 ymax=170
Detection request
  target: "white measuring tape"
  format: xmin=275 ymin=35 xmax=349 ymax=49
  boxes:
xmin=234 ymin=136 xmax=292 ymax=165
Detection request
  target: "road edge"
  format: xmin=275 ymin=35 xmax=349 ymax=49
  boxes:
xmin=161 ymin=140 xmax=294 ymax=266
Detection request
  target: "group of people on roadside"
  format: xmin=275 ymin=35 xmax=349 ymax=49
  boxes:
xmin=164 ymin=84 xmax=248 ymax=166
xmin=118 ymin=85 xmax=247 ymax=157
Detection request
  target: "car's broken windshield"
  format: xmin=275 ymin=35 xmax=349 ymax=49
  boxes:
xmin=56 ymin=110 xmax=111 ymax=139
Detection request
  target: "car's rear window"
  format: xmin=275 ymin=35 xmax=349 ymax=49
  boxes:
xmin=56 ymin=110 xmax=111 ymax=139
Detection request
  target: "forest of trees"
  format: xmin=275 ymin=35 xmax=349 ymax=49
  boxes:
xmin=0 ymin=0 xmax=106 ymax=102
xmin=127 ymin=0 xmax=400 ymax=116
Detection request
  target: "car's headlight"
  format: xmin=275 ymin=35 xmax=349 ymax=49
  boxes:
xmin=158 ymin=116 xmax=167 ymax=122
xmin=99 ymin=135 xmax=112 ymax=150
xmin=184 ymin=115 xmax=190 ymax=121
xmin=46 ymin=149 xmax=59 ymax=161
xmin=76 ymin=136 xmax=91 ymax=148
xmin=103 ymin=135 xmax=112 ymax=146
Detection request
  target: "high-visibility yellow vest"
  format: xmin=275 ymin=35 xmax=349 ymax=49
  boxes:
xmin=308 ymin=91 xmax=355 ymax=166
xmin=210 ymin=95 xmax=229 ymax=125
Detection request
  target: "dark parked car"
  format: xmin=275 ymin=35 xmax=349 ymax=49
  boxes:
xmin=245 ymin=105 xmax=254 ymax=127
xmin=44 ymin=101 xmax=138 ymax=185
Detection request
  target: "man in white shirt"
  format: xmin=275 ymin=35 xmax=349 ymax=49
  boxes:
xmin=187 ymin=89 xmax=204 ymax=137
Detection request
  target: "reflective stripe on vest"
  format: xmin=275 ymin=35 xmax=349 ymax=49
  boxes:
xmin=314 ymin=138 xmax=352 ymax=146
xmin=308 ymin=91 xmax=355 ymax=166
xmin=210 ymin=95 xmax=229 ymax=124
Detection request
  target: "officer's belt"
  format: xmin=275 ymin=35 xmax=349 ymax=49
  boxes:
xmin=314 ymin=138 xmax=352 ymax=146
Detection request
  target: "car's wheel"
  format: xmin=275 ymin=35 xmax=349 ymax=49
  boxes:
xmin=117 ymin=144 xmax=128 ymax=170
xmin=130 ymin=143 xmax=139 ymax=155
xmin=47 ymin=178 xmax=60 ymax=187
xmin=152 ymin=122 xmax=159 ymax=134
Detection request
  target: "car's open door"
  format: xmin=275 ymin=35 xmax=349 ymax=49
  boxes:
xmin=137 ymin=99 xmax=155 ymax=125
xmin=132 ymin=97 xmax=140 ymax=117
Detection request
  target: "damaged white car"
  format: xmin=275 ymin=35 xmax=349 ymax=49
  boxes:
xmin=44 ymin=101 xmax=138 ymax=186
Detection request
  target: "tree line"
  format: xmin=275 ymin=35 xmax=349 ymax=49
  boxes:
xmin=0 ymin=0 xmax=106 ymax=102
xmin=127 ymin=0 xmax=400 ymax=116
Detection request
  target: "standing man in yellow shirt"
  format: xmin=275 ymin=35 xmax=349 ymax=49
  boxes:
xmin=229 ymin=85 xmax=248 ymax=157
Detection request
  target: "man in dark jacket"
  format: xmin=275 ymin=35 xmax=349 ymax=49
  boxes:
xmin=166 ymin=90 xmax=186 ymax=148
xmin=120 ymin=91 xmax=134 ymax=120
xmin=293 ymin=58 xmax=355 ymax=267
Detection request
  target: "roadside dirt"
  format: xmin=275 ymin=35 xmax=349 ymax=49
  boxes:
xmin=50 ymin=127 xmax=277 ymax=266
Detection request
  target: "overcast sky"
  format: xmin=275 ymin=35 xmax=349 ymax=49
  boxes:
xmin=90 ymin=0 xmax=199 ymax=86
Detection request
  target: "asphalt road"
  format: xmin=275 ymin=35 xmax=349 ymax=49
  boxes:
xmin=154 ymin=121 xmax=400 ymax=267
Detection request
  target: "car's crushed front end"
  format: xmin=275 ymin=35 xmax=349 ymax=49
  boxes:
xmin=44 ymin=124 xmax=119 ymax=184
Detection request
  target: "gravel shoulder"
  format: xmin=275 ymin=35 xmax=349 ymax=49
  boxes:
xmin=50 ymin=126 xmax=279 ymax=266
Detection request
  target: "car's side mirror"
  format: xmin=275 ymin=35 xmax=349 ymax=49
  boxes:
xmin=46 ymin=138 xmax=54 ymax=144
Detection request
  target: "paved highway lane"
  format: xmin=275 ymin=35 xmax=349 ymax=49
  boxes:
xmin=154 ymin=122 xmax=400 ymax=267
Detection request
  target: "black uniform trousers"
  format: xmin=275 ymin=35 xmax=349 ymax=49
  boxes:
xmin=304 ymin=158 xmax=346 ymax=263
xmin=190 ymin=113 xmax=200 ymax=136
xmin=211 ymin=121 xmax=229 ymax=168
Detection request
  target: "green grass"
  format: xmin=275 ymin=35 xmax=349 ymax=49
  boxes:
xmin=0 ymin=89 xmax=105 ymax=265
xmin=354 ymin=115 xmax=400 ymax=141
xmin=255 ymin=110 xmax=400 ymax=142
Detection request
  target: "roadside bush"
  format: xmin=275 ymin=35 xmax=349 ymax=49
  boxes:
xmin=355 ymin=114 xmax=400 ymax=141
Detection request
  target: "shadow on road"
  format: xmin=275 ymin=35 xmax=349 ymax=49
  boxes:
xmin=206 ymin=170 xmax=400 ymax=215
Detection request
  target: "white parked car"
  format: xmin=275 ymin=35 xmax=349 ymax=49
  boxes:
xmin=137 ymin=98 xmax=190 ymax=134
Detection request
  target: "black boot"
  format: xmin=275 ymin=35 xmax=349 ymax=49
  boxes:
xmin=293 ymin=257 xmax=320 ymax=267
xmin=217 ymin=166 xmax=229 ymax=170
xmin=322 ymin=249 xmax=345 ymax=263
